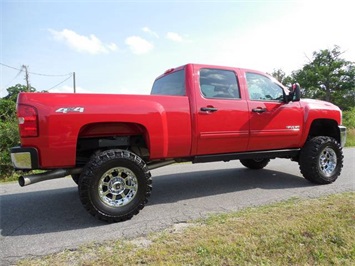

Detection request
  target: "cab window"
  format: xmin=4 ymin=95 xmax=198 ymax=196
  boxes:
xmin=246 ymin=72 xmax=284 ymax=101
xmin=200 ymin=68 xmax=240 ymax=99
xmin=151 ymin=70 xmax=185 ymax=96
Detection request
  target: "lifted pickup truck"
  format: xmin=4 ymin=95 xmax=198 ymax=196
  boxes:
xmin=11 ymin=63 xmax=347 ymax=222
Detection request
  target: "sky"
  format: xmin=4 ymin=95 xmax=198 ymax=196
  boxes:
xmin=1 ymin=0 xmax=355 ymax=98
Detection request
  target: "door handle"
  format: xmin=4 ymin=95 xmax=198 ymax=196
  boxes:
xmin=200 ymin=107 xmax=218 ymax=112
xmin=252 ymin=107 xmax=267 ymax=113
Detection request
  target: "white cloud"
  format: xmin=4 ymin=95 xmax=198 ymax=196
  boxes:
xmin=107 ymin=43 xmax=118 ymax=52
xmin=125 ymin=36 xmax=154 ymax=55
xmin=142 ymin=27 xmax=159 ymax=38
xmin=49 ymin=29 xmax=118 ymax=55
xmin=166 ymin=32 xmax=184 ymax=42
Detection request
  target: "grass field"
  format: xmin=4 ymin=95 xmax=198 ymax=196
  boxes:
xmin=18 ymin=192 xmax=355 ymax=266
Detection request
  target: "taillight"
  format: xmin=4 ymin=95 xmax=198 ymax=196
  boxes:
xmin=17 ymin=104 xmax=38 ymax=137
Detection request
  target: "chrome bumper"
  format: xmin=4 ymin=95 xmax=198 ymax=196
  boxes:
xmin=10 ymin=147 xmax=39 ymax=170
xmin=339 ymin=126 xmax=347 ymax=147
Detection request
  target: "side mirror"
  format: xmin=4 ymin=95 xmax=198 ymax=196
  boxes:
xmin=288 ymin=83 xmax=301 ymax=102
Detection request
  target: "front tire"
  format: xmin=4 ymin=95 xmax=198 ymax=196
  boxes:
xmin=78 ymin=149 xmax=152 ymax=222
xmin=299 ymin=136 xmax=343 ymax=184
xmin=240 ymin=158 xmax=270 ymax=170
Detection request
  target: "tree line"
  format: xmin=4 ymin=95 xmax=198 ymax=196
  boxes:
xmin=271 ymin=45 xmax=355 ymax=111
xmin=1 ymin=45 xmax=355 ymax=177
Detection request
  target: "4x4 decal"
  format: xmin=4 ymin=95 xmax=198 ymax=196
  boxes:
xmin=55 ymin=107 xmax=84 ymax=113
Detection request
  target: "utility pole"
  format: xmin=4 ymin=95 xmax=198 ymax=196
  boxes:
xmin=73 ymin=72 xmax=76 ymax=93
xmin=22 ymin=65 xmax=30 ymax=91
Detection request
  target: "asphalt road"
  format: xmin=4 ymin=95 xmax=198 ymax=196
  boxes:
xmin=1 ymin=148 xmax=354 ymax=265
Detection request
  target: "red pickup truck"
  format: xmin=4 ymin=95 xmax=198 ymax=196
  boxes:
xmin=11 ymin=63 xmax=347 ymax=222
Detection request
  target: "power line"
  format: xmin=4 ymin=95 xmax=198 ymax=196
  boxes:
xmin=1 ymin=63 xmax=72 ymax=77
xmin=0 ymin=63 xmax=21 ymax=71
xmin=47 ymin=74 xmax=73 ymax=91
xmin=1 ymin=63 xmax=76 ymax=93
xmin=4 ymin=67 xmax=24 ymax=87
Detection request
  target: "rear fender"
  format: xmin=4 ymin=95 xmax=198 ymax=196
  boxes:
xmin=78 ymin=122 xmax=146 ymax=138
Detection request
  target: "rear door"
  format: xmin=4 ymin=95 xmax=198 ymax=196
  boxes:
xmin=245 ymin=72 xmax=303 ymax=151
xmin=193 ymin=67 xmax=249 ymax=155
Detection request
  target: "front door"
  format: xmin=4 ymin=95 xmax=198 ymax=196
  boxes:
xmin=245 ymin=72 xmax=303 ymax=151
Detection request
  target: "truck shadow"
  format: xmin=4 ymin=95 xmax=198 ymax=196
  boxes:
xmin=0 ymin=167 xmax=312 ymax=237
xmin=149 ymin=167 xmax=312 ymax=205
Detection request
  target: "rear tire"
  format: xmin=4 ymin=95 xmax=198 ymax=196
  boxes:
xmin=240 ymin=158 xmax=270 ymax=170
xmin=78 ymin=149 xmax=152 ymax=222
xmin=72 ymin=174 xmax=80 ymax=185
xmin=299 ymin=136 xmax=343 ymax=184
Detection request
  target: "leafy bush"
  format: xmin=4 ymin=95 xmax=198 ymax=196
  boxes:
xmin=0 ymin=115 xmax=19 ymax=177
xmin=342 ymin=108 xmax=355 ymax=147
xmin=343 ymin=107 xmax=355 ymax=128
xmin=0 ymin=99 xmax=16 ymax=119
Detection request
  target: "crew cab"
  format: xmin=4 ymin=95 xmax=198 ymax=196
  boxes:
xmin=11 ymin=63 xmax=347 ymax=222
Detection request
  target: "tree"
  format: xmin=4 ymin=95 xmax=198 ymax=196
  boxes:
xmin=271 ymin=69 xmax=294 ymax=88
xmin=291 ymin=45 xmax=355 ymax=110
xmin=0 ymin=84 xmax=36 ymax=177
xmin=0 ymin=99 xmax=16 ymax=121
xmin=0 ymin=113 xmax=19 ymax=177
xmin=271 ymin=69 xmax=286 ymax=83
xmin=3 ymin=84 xmax=36 ymax=102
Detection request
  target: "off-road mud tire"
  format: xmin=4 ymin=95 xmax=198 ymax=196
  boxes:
xmin=71 ymin=174 xmax=80 ymax=185
xmin=299 ymin=136 xmax=343 ymax=184
xmin=78 ymin=149 xmax=152 ymax=222
xmin=240 ymin=158 xmax=270 ymax=170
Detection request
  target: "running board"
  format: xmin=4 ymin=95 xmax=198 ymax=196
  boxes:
xmin=193 ymin=149 xmax=300 ymax=164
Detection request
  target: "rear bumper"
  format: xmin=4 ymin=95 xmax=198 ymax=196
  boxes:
xmin=339 ymin=126 xmax=347 ymax=147
xmin=10 ymin=146 xmax=39 ymax=170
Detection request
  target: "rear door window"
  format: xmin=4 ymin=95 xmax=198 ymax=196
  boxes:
xmin=199 ymin=68 xmax=240 ymax=99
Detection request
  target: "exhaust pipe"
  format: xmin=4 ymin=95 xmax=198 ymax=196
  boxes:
xmin=19 ymin=168 xmax=82 ymax=187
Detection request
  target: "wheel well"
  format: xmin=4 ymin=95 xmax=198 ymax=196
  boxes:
xmin=75 ymin=122 xmax=149 ymax=166
xmin=308 ymin=119 xmax=340 ymax=143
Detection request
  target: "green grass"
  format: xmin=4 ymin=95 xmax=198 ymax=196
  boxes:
xmin=345 ymin=128 xmax=355 ymax=147
xmin=0 ymin=171 xmax=20 ymax=183
xmin=0 ymin=170 xmax=45 ymax=183
xmin=17 ymin=192 xmax=355 ymax=266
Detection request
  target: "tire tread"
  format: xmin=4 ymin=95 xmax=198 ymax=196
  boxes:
xmin=240 ymin=158 xmax=270 ymax=170
xmin=299 ymin=136 xmax=343 ymax=184
xmin=79 ymin=149 xmax=152 ymax=223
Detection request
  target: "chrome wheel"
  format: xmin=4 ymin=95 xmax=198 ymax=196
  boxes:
xmin=318 ymin=147 xmax=337 ymax=177
xmin=98 ymin=167 xmax=138 ymax=207
xmin=79 ymin=149 xmax=152 ymax=222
